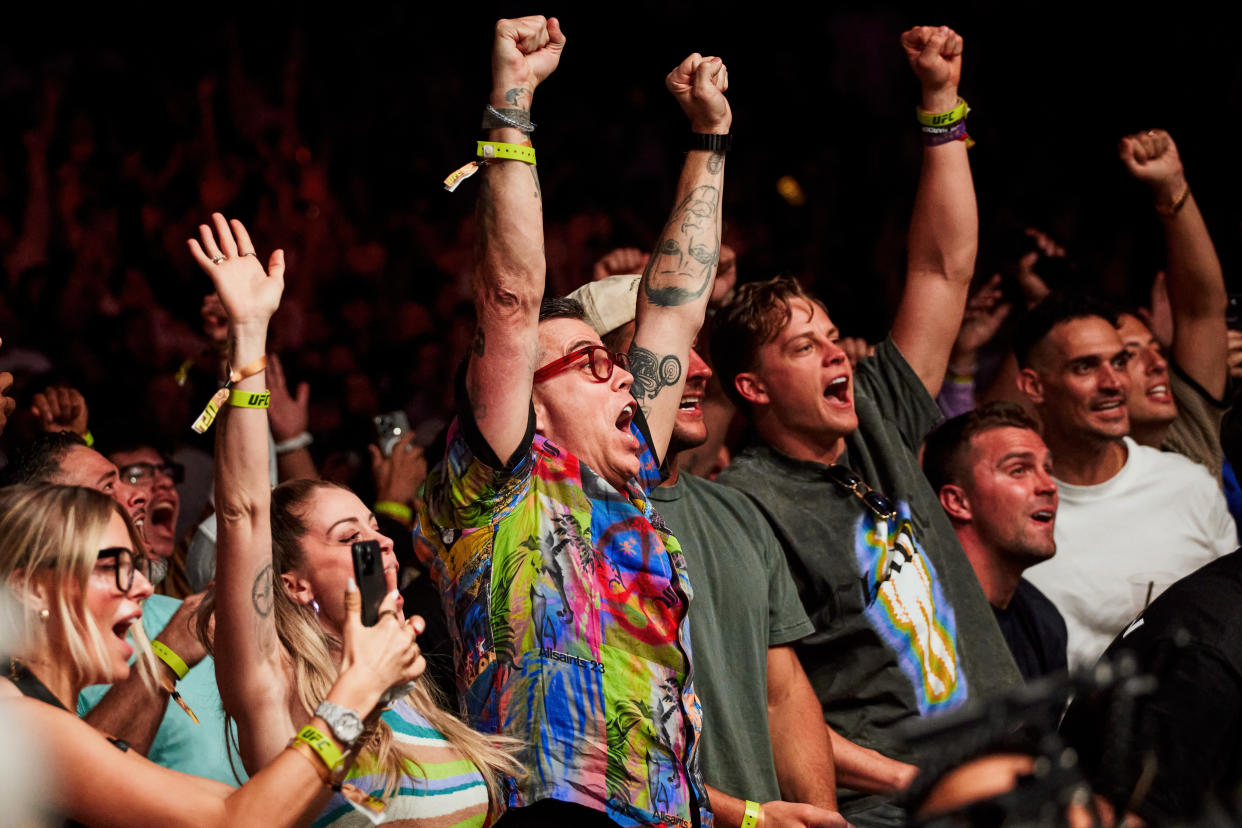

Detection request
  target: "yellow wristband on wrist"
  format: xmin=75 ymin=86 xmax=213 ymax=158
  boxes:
xmin=916 ymin=97 xmax=968 ymax=127
xmin=82 ymin=430 xmax=95 ymax=448
xmin=296 ymin=724 xmax=344 ymax=776
xmin=228 ymin=389 xmax=270 ymax=409
xmin=374 ymin=500 xmax=414 ymax=523
xmin=477 ymin=141 xmax=537 ymax=165
xmin=741 ymin=800 xmax=762 ymax=828
xmin=151 ymin=640 xmax=190 ymax=680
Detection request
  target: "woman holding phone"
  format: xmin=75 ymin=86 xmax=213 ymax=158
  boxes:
xmin=0 ymin=482 xmax=424 ymax=827
xmin=192 ymin=213 xmax=516 ymax=828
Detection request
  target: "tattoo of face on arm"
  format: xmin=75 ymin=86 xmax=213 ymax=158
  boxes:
xmin=627 ymin=344 xmax=683 ymax=410
xmin=643 ymin=185 xmax=721 ymax=307
xmin=706 ymin=151 xmax=725 ymax=174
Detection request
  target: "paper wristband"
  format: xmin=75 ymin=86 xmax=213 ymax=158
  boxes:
xmin=916 ymin=97 xmax=969 ymax=127
xmin=190 ymin=354 xmax=268 ymax=434
xmin=151 ymin=640 xmax=189 ymax=680
xmin=741 ymin=800 xmax=762 ymax=828
xmin=296 ymin=724 xmax=344 ymax=774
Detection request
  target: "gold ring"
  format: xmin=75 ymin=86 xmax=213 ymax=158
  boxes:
xmin=210 ymin=255 xmax=226 ymax=264
xmin=239 ymin=250 xmax=256 ymax=257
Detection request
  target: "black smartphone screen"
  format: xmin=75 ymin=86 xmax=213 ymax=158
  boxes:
xmin=351 ymin=540 xmax=388 ymax=626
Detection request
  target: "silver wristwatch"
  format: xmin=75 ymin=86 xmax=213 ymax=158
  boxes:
xmin=314 ymin=700 xmax=364 ymax=747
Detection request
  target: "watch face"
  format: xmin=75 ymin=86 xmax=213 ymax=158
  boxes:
xmin=337 ymin=714 xmax=363 ymax=741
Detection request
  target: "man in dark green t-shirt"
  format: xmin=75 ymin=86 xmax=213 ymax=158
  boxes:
xmin=708 ymin=25 xmax=1021 ymax=828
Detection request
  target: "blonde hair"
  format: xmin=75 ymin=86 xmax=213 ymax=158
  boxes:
xmin=202 ymin=479 xmax=520 ymax=814
xmin=0 ymin=484 xmax=157 ymax=691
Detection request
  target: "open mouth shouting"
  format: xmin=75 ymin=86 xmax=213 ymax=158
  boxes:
xmin=823 ymin=374 xmax=851 ymax=407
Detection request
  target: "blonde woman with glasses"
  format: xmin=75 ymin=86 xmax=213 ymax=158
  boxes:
xmin=0 ymin=483 xmax=424 ymax=826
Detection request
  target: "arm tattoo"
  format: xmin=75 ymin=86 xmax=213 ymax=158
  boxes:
xmin=530 ymin=164 xmax=542 ymax=199
xmin=504 ymin=87 xmax=529 ymax=107
xmin=706 ymin=151 xmax=725 ymax=174
xmin=642 ymin=185 xmax=721 ymax=307
xmin=251 ymin=564 xmax=274 ymax=618
xmin=627 ymin=344 xmax=683 ymax=411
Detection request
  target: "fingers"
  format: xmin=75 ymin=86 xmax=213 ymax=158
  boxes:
xmin=187 ymin=238 xmax=215 ymax=272
xmin=212 ymin=212 xmax=238 ymax=257
xmin=295 ymin=382 xmax=310 ymax=409
xmin=546 ymin=17 xmax=565 ymax=48
xmin=197 ymin=223 xmax=224 ymax=261
xmin=268 ymin=249 xmax=286 ymax=285
xmin=667 ymin=53 xmax=703 ymax=93
xmin=369 ymin=443 xmax=385 ymax=473
xmin=230 ymin=218 xmax=256 ymax=256
xmin=344 ymin=577 xmax=362 ymax=615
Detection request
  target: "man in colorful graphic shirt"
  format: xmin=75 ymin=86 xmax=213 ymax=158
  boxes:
xmin=419 ymin=15 xmax=729 ymax=828
xmin=709 ymin=26 xmax=1020 ymax=828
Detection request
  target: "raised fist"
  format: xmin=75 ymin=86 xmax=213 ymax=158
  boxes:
xmin=900 ymin=26 xmax=963 ymax=111
xmin=31 ymin=385 xmax=89 ymax=436
xmin=666 ymin=54 xmax=731 ymax=135
xmin=492 ymin=16 xmax=566 ymax=105
xmin=1119 ymin=129 xmax=1186 ymax=203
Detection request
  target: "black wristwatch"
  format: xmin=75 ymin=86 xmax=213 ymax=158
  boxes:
xmin=689 ymin=132 xmax=732 ymax=153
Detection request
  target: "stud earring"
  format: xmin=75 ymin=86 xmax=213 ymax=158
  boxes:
xmin=39 ymin=609 xmax=49 ymax=621
xmin=310 ymin=599 xmax=320 ymax=616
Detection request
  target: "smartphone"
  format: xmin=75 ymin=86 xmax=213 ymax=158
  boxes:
xmin=351 ymin=540 xmax=388 ymax=626
xmin=373 ymin=411 xmax=411 ymax=457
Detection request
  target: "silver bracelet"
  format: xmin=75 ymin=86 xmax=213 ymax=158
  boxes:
xmin=274 ymin=431 xmax=313 ymax=454
xmin=482 ymin=104 xmax=535 ymax=134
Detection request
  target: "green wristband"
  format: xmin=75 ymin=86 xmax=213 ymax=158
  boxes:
xmin=297 ymin=724 xmax=344 ymax=774
xmin=374 ymin=500 xmax=414 ymax=523
xmin=741 ymin=800 xmax=762 ymax=828
xmin=151 ymin=640 xmax=189 ymax=680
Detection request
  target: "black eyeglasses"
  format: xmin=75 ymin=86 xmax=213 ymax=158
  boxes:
xmin=119 ymin=461 xmax=184 ymax=488
xmin=826 ymin=465 xmax=896 ymax=521
xmin=96 ymin=548 xmax=150 ymax=595
xmin=533 ymin=345 xmax=629 ymax=383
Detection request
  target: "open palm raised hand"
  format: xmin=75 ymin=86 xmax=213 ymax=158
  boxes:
xmin=187 ymin=213 xmax=284 ymax=328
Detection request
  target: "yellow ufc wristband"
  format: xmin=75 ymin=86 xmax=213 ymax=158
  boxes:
xmin=151 ymin=640 xmax=189 ymax=680
xmin=477 ymin=141 xmax=537 ymax=165
xmin=296 ymin=724 xmax=344 ymax=775
xmin=228 ymin=389 xmax=270 ymax=409
xmin=374 ymin=500 xmax=414 ymax=523
xmin=916 ymin=97 xmax=968 ymax=127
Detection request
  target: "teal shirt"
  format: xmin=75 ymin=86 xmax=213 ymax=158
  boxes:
xmin=78 ymin=593 xmax=246 ymax=785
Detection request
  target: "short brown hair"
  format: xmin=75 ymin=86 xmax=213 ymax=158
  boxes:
xmin=923 ymin=402 xmax=1042 ymax=493
xmin=709 ymin=276 xmax=824 ymax=409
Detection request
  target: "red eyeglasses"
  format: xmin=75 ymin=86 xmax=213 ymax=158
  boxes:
xmin=533 ymin=345 xmax=630 ymax=383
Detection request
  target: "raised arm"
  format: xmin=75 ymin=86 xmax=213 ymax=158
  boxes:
xmin=465 ymin=16 xmax=565 ymax=464
xmin=629 ymin=55 xmax=731 ymax=458
xmin=890 ymin=26 xmax=978 ymax=397
xmin=188 ymin=213 xmax=290 ymax=769
xmin=1119 ymin=129 xmax=1228 ymax=398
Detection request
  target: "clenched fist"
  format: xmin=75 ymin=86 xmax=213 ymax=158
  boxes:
xmin=666 ymin=54 xmax=731 ymax=135
xmin=1119 ymin=129 xmax=1187 ymax=207
xmin=491 ymin=15 xmax=566 ymax=108
xmin=900 ymin=26 xmax=963 ymax=112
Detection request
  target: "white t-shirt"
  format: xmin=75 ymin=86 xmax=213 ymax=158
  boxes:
xmin=1025 ymin=436 xmax=1237 ymax=668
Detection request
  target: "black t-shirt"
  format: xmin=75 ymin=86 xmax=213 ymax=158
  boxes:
xmin=1061 ymin=548 xmax=1242 ymax=823
xmin=992 ymin=578 xmax=1068 ymax=682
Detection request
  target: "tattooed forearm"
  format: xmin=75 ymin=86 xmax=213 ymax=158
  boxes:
xmin=643 ymin=185 xmax=721 ymax=307
xmin=530 ymin=164 xmax=542 ymax=200
xmin=627 ymin=344 xmax=683 ymax=407
xmin=706 ymin=151 xmax=725 ymax=174
xmin=251 ymin=564 xmax=275 ymax=618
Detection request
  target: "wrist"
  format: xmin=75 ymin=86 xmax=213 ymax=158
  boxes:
xmin=1151 ymin=174 xmax=1189 ymax=211
xmin=690 ymin=120 xmax=730 ymax=135
xmin=920 ymin=87 xmax=959 ymax=113
xmin=328 ymin=663 xmax=386 ymax=717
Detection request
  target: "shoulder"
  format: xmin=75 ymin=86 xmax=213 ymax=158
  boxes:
xmin=1128 ymin=437 xmax=1219 ymax=490
xmin=682 ymin=473 xmax=769 ymax=519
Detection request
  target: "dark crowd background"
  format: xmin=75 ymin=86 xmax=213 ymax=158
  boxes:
xmin=2 ymin=3 xmax=1240 ymax=494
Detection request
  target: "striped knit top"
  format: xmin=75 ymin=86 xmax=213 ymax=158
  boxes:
xmin=312 ymin=699 xmax=491 ymax=828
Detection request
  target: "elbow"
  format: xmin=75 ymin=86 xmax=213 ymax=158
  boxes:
xmin=474 ymin=275 xmax=542 ymax=321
